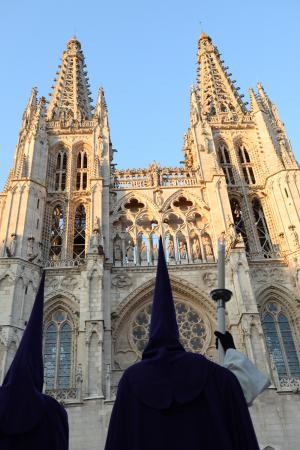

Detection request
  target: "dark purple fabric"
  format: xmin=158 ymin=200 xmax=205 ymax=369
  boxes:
xmin=144 ymin=236 xmax=181 ymax=350
xmin=105 ymin=358 xmax=260 ymax=450
xmin=0 ymin=271 xmax=69 ymax=449
xmin=105 ymin=238 xmax=260 ymax=449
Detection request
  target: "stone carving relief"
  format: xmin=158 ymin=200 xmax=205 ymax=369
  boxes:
xmin=0 ymin=270 xmax=15 ymax=287
xmin=85 ymin=321 xmax=103 ymax=345
xmin=61 ymin=276 xmax=78 ymax=290
xmin=203 ymin=272 xmax=217 ymax=288
xmin=114 ymin=350 xmax=138 ymax=370
xmin=0 ymin=326 xmax=20 ymax=348
xmin=153 ymin=189 xmax=163 ymax=208
xmin=252 ymin=268 xmax=286 ymax=287
xmin=111 ymin=273 xmax=132 ymax=289
xmin=45 ymin=275 xmax=78 ymax=294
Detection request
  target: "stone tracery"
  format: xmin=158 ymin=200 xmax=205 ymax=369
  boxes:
xmin=131 ymin=301 xmax=208 ymax=354
xmin=111 ymin=192 xmax=215 ymax=266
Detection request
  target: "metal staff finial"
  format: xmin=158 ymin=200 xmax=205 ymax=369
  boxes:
xmin=210 ymin=236 xmax=232 ymax=363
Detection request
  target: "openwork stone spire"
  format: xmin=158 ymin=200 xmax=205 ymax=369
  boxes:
xmin=47 ymin=37 xmax=93 ymax=121
xmin=94 ymin=87 xmax=109 ymax=126
xmin=21 ymin=87 xmax=38 ymax=129
xmin=197 ymin=32 xmax=246 ymax=119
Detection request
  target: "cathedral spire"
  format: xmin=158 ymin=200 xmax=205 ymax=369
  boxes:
xmin=20 ymin=87 xmax=38 ymax=131
xmin=256 ymin=82 xmax=273 ymax=113
xmin=47 ymin=37 xmax=93 ymax=121
xmin=197 ymin=33 xmax=246 ymax=119
xmin=94 ymin=87 xmax=109 ymax=127
xmin=249 ymin=88 xmax=263 ymax=113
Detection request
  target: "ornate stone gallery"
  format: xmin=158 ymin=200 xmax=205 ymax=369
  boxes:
xmin=111 ymin=192 xmax=214 ymax=267
xmin=1 ymin=33 xmax=300 ymax=450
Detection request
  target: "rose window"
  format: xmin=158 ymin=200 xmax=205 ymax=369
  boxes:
xmin=131 ymin=302 xmax=207 ymax=353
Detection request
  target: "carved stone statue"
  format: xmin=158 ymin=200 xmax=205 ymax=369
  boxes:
xmin=89 ymin=226 xmax=104 ymax=255
xmin=226 ymin=223 xmax=235 ymax=247
xmin=27 ymin=236 xmax=35 ymax=259
xmin=202 ymin=234 xmax=213 ymax=258
xmin=185 ymin=149 xmax=194 ymax=169
xmin=152 ymin=243 xmax=158 ymax=260
xmin=114 ymin=241 xmax=122 ymax=261
xmin=167 ymin=239 xmax=175 ymax=259
xmin=179 ymin=241 xmax=187 ymax=259
xmin=154 ymin=190 xmax=163 ymax=208
xmin=139 ymin=240 xmax=147 ymax=261
xmin=290 ymin=226 xmax=300 ymax=250
xmin=278 ymin=232 xmax=288 ymax=254
xmin=6 ymin=233 xmax=17 ymax=257
xmin=28 ymin=240 xmax=42 ymax=263
xmin=36 ymin=242 xmax=43 ymax=263
xmin=191 ymin=238 xmax=201 ymax=260
xmin=126 ymin=241 xmax=134 ymax=262
xmin=148 ymin=162 xmax=160 ymax=187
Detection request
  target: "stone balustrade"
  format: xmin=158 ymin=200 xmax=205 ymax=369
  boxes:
xmin=46 ymin=119 xmax=95 ymax=129
xmin=44 ymin=258 xmax=86 ymax=268
xmin=113 ymin=166 xmax=199 ymax=189
xmin=278 ymin=377 xmax=300 ymax=392
xmin=45 ymin=387 xmax=81 ymax=403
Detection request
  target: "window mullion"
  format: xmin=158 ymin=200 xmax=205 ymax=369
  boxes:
xmin=275 ymin=318 xmax=291 ymax=377
xmin=55 ymin=325 xmax=61 ymax=388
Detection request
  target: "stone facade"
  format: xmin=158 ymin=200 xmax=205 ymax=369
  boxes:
xmin=0 ymin=33 xmax=300 ymax=450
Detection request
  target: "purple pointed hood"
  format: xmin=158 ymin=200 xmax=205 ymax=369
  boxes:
xmin=126 ymin=238 xmax=211 ymax=409
xmin=143 ymin=237 xmax=184 ymax=357
xmin=0 ymin=271 xmax=46 ymax=434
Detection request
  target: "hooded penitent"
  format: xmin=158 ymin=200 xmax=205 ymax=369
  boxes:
xmin=0 ymin=271 xmax=68 ymax=450
xmin=105 ymin=238 xmax=260 ymax=450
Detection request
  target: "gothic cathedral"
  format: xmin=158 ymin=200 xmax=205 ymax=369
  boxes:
xmin=1 ymin=33 xmax=300 ymax=449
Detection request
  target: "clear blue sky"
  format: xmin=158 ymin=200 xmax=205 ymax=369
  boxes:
xmin=0 ymin=0 xmax=299 ymax=190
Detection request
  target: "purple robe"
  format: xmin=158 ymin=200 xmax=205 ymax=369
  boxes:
xmin=0 ymin=272 xmax=69 ymax=449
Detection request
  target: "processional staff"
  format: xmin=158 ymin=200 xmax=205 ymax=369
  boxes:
xmin=210 ymin=234 xmax=232 ymax=364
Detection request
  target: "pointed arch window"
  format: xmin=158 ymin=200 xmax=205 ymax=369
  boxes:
xmin=73 ymin=204 xmax=86 ymax=259
xmin=262 ymin=302 xmax=300 ymax=378
xmin=218 ymin=143 xmax=235 ymax=185
xmin=230 ymin=198 xmax=249 ymax=253
xmin=55 ymin=151 xmax=67 ymax=191
xmin=44 ymin=310 xmax=73 ymax=389
xmin=76 ymin=151 xmax=88 ymax=191
xmin=238 ymin=145 xmax=256 ymax=184
xmin=252 ymin=198 xmax=272 ymax=255
xmin=49 ymin=206 xmax=64 ymax=260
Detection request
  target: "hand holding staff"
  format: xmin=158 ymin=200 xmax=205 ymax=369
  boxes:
xmin=210 ymin=235 xmax=232 ymax=364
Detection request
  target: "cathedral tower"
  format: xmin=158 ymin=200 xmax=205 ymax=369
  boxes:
xmin=0 ymin=37 xmax=113 ymax=448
